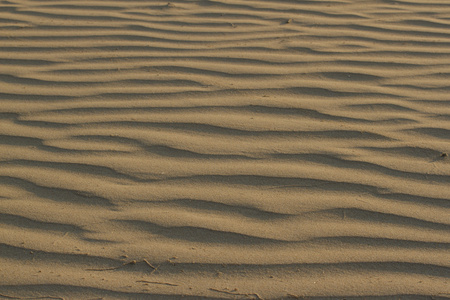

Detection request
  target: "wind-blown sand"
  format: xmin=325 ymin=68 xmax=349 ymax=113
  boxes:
xmin=1 ymin=0 xmax=449 ymax=299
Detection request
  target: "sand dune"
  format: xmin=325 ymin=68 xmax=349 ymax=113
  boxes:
xmin=0 ymin=0 xmax=449 ymax=299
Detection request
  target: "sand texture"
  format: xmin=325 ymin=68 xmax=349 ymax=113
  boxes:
xmin=1 ymin=0 xmax=449 ymax=299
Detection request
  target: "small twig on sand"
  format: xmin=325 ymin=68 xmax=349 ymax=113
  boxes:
xmin=85 ymin=259 xmax=159 ymax=273
xmin=86 ymin=260 xmax=136 ymax=271
xmin=286 ymin=294 xmax=303 ymax=299
xmin=136 ymin=280 xmax=178 ymax=287
xmin=143 ymin=259 xmax=158 ymax=271
xmin=0 ymin=294 xmax=64 ymax=300
xmin=52 ymin=232 xmax=68 ymax=245
xmin=209 ymin=288 xmax=263 ymax=299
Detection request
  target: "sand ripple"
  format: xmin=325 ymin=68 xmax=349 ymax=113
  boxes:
xmin=1 ymin=0 xmax=449 ymax=299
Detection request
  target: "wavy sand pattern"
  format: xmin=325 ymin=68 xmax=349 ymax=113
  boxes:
xmin=1 ymin=0 xmax=449 ymax=299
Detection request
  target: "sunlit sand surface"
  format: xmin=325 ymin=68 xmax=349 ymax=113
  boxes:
xmin=1 ymin=0 xmax=449 ymax=299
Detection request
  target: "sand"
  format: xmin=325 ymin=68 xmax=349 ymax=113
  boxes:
xmin=0 ymin=0 xmax=449 ymax=299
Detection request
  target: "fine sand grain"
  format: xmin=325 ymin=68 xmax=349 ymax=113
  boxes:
xmin=0 ymin=0 xmax=449 ymax=299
